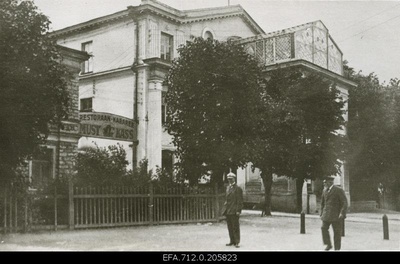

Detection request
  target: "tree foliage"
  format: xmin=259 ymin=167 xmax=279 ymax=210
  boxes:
xmin=165 ymin=37 xmax=347 ymax=201
xmin=0 ymin=0 xmax=71 ymax=182
xmin=164 ymin=37 xmax=264 ymax=184
xmin=252 ymin=67 xmax=347 ymax=213
xmin=255 ymin=67 xmax=346 ymax=179
xmin=347 ymin=62 xmax=400 ymax=196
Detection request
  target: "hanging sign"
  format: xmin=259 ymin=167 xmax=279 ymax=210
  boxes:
xmin=79 ymin=112 xmax=136 ymax=141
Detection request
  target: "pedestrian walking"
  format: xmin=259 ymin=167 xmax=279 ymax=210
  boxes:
xmin=320 ymin=176 xmax=348 ymax=251
xmin=222 ymin=172 xmax=243 ymax=248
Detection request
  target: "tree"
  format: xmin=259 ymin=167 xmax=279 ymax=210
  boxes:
xmin=165 ymin=37 xmax=347 ymax=215
xmin=347 ymin=61 xmax=400 ymax=200
xmin=384 ymin=79 xmax=400 ymax=195
xmin=252 ymin=67 xmax=347 ymax=215
xmin=164 ymin=37 xmax=264 ymax=185
xmin=0 ymin=0 xmax=71 ymax=182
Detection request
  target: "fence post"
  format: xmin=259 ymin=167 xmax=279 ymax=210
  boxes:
xmin=24 ymin=196 xmax=28 ymax=233
xmin=300 ymin=212 xmax=306 ymax=234
xmin=383 ymin=214 xmax=389 ymax=240
xmin=9 ymin=189 xmax=12 ymax=232
xmin=148 ymin=182 xmax=154 ymax=225
xmin=3 ymin=189 xmax=7 ymax=234
xmin=68 ymin=180 xmax=74 ymax=230
xmin=54 ymin=184 xmax=58 ymax=231
xmin=214 ymin=183 xmax=220 ymax=222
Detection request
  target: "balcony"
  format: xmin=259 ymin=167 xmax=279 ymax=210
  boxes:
xmin=237 ymin=20 xmax=343 ymax=76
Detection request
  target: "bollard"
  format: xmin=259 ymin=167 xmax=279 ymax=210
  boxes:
xmin=341 ymin=217 xmax=345 ymax=237
xmin=300 ymin=212 xmax=305 ymax=234
xmin=383 ymin=214 xmax=389 ymax=240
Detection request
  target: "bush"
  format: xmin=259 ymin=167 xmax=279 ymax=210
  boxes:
xmin=74 ymin=143 xmax=129 ymax=186
xmin=73 ymin=144 xmax=183 ymax=188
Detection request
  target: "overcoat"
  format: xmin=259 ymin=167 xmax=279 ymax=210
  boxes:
xmin=222 ymin=184 xmax=243 ymax=216
xmin=320 ymin=185 xmax=348 ymax=222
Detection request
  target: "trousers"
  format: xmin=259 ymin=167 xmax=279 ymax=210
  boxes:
xmin=321 ymin=220 xmax=342 ymax=250
xmin=226 ymin=215 xmax=240 ymax=245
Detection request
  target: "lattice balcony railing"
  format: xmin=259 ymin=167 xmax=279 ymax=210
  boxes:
xmin=240 ymin=21 xmax=343 ymax=76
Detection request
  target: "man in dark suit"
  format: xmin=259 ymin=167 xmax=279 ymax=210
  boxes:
xmin=223 ymin=172 xmax=243 ymax=248
xmin=320 ymin=176 xmax=348 ymax=251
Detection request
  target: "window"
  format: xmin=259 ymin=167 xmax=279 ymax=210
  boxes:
xmin=30 ymin=147 xmax=55 ymax=189
xmin=162 ymin=150 xmax=174 ymax=176
xmin=203 ymin=31 xmax=213 ymax=40
xmin=81 ymin=41 xmax=93 ymax=73
xmin=160 ymin=33 xmax=173 ymax=61
xmin=80 ymin=97 xmax=93 ymax=112
xmin=202 ymin=28 xmax=215 ymax=41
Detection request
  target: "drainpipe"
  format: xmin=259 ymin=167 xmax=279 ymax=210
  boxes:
xmin=131 ymin=17 xmax=140 ymax=167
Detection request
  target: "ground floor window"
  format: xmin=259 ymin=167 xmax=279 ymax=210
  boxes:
xmin=29 ymin=146 xmax=55 ymax=189
xmin=162 ymin=150 xmax=174 ymax=176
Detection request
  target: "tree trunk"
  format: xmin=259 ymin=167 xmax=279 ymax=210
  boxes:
xmin=296 ymin=178 xmax=305 ymax=213
xmin=261 ymin=170 xmax=273 ymax=217
xmin=210 ymin=167 xmax=225 ymax=188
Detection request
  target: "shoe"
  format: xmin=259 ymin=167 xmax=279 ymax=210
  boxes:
xmin=234 ymin=244 xmax=240 ymax=248
xmin=325 ymin=245 xmax=332 ymax=251
xmin=226 ymin=243 xmax=234 ymax=246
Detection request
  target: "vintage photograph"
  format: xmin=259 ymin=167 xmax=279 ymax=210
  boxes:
xmin=0 ymin=0 xmax=399 ymax=254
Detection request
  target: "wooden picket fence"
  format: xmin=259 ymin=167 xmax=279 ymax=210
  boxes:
xmin=1 ymin=182 xmax=224 ymax=233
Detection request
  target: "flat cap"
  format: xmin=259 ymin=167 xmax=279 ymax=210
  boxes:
xmin=323 ymin=176 xmax=335 ymax=181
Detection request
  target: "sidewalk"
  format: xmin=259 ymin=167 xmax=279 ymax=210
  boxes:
xmin=240 ymin=208 xmax=400 ymax=224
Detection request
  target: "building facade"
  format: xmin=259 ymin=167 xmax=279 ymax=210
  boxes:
xmin=51 ymin=0 xmax=264 ymax=175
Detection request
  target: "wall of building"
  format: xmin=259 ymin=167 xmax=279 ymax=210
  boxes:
xmin=44 ymin=138 xmax=78 ymax=179
xmin=57 ymin=20 xmax=136 ymax=73
xmin=144 ymin=15 xmax=257 ymax=61
xmin=79 ymin=71 xmax=135 ymax=118
xmin=182 ymin=16 xmax=257 ymax=41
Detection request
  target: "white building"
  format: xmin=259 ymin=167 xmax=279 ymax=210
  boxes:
xmin=51 ymin=0 xmax=264 ymax=174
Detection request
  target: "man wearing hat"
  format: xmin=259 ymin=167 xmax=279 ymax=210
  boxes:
xmin=222 ymin=172 xmax=243 ymax=248
xmin=320 ymin=176 xmax=348 ymax=251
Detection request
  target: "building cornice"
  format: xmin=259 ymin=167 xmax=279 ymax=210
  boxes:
xmin=49 ymin=10 xmax=131 ymax=38
xmin=79 ymin=66 xmax=133 ymax=80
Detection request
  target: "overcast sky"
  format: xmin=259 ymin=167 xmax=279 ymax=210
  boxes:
xmin=33 ymin=0 xmax=400 ymax=84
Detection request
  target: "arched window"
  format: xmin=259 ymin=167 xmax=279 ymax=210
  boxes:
xmin=204 ymin=31 xmax=213 ymax=40
xmin=202 ymin=27 xmax=215 ymax=40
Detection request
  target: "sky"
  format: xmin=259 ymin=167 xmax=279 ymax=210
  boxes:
xmin=32 ymin=0 xmax=400 ymax=84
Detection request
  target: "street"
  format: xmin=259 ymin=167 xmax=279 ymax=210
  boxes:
xmin=0 ymin=210 xmax=399 ymax=252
